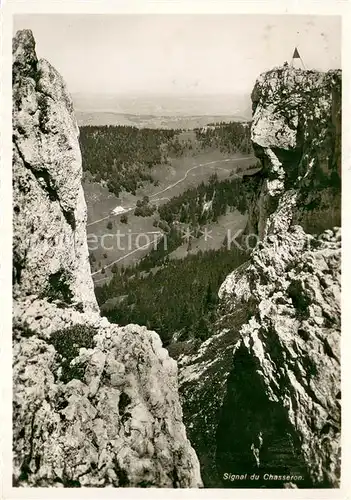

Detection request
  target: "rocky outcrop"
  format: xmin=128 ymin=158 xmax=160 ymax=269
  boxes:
xmin=12 ymin=30 xmax=202 ymax=488
xmin=13 ymin=305 xmax=201 ymax=487
xmin=178 ymin=67 xmax=341 ymax=488
xmin=249 ymin=66 xmax=341 ymax=237
xmin=13 ymin=30 xmax=97 ymax=311
xmin=216 ymin=217 xmax=340 ymax=488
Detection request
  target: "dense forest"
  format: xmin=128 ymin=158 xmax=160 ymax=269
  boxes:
xmin=79 ymin=125 xmax=180 ymax=195
xmin=95 ymin=245 xmax=249 ymax=346
xmin=194 ymin=121 xmax=252 ymax=154
xmin=79 ymin=122 xmax=252 ymax=197
xmin=157 ymin=170 xmax=260 ymax=226
xmin=137 ymin=169 xmax=262 ymax=268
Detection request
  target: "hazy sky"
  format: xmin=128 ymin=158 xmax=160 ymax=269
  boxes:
xmin=13 ymin=14 xmax=341 ymax=96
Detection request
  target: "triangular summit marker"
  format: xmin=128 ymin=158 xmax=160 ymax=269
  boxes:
xmin=290 ymin=47 xmax=306 ymax=69
xmin=293 ymin=47 xmax=300 ymax=58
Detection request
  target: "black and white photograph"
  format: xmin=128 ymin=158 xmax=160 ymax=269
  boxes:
xmin=1 ymin=1 xmax=348 ymax=494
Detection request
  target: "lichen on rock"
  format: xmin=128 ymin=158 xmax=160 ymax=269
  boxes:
xmin=12 ymin=29 xmax=202 ymax=488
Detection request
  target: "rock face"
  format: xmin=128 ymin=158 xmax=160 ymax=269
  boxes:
xmin=178 ymin=66 xmax=341 ymax=488
xmin=249 ymin=66 xmax=341 ymax=238
xmin=12 ymin=30 xmax=202 ymax=488
xmin=13 ymin=30 xmax=97 ymax=311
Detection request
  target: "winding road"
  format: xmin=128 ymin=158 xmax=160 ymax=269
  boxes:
xmin=87 ymin=155 xmax=254 ymax=228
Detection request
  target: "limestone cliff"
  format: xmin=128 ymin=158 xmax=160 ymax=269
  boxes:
xmin=12 ymin=30 xmax=202 ymax=488
xmin=178 ymin=66 xmax=341 ymax=488
xmin=248 ymin=66 xmax=341 ymax=237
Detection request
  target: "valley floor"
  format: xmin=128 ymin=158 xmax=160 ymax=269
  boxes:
xmin=84 ymin=150 xmax=256 ymax=284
